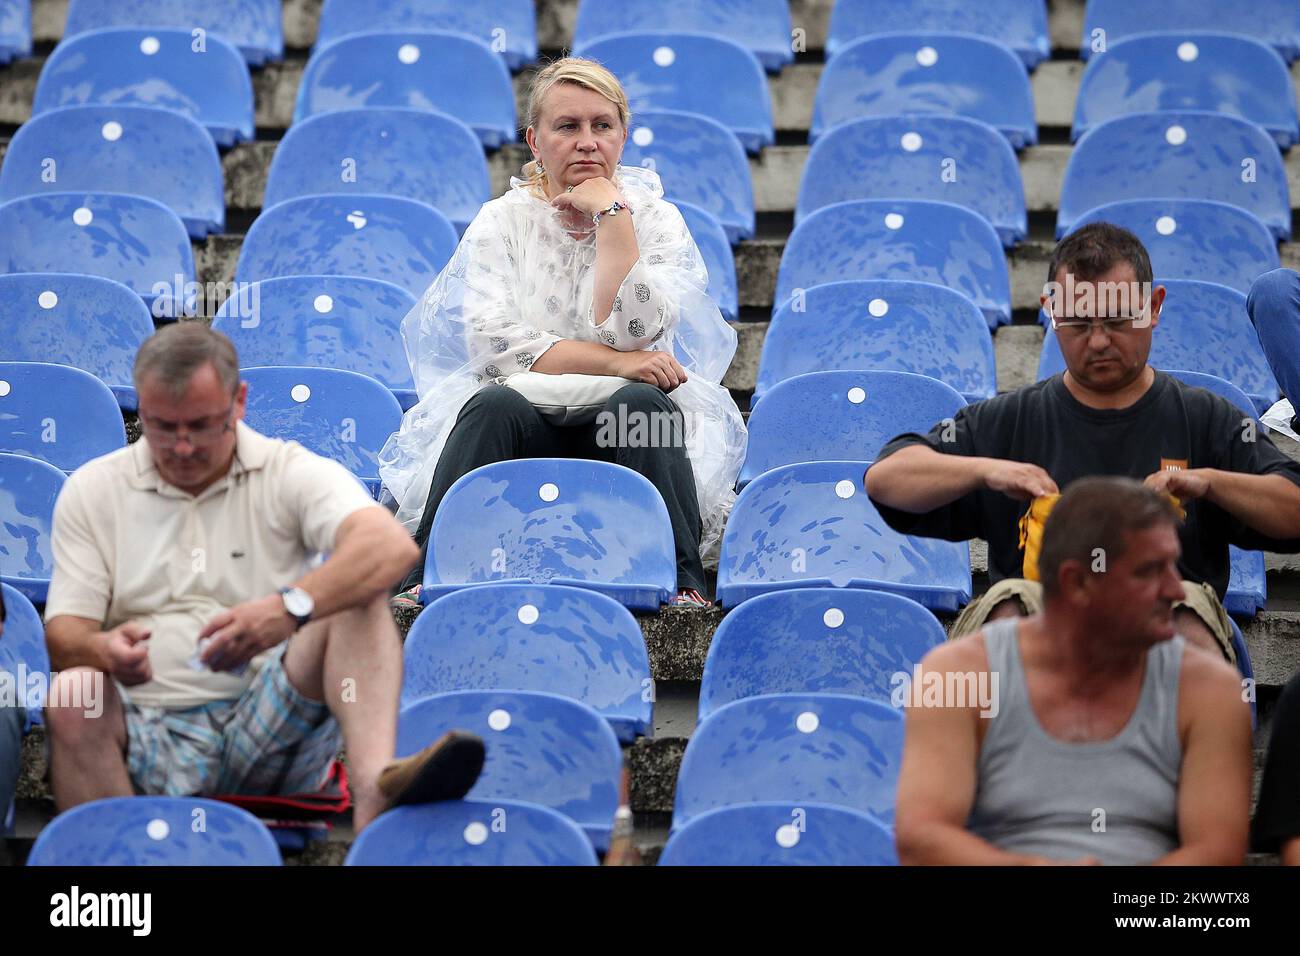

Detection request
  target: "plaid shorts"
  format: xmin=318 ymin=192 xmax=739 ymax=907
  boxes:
xmin=124 ymin=645 xmax=342 ymax=797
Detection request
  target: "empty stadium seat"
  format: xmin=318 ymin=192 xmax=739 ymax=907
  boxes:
xmin=0 ymin=105 xmax=224 ymax=238
xmin=402 ymin=584 xmax=653 ymax=741
xmin=1 ymin=582 xmax=49 ymax=729
xmin=1058 ymin=112 xmax=1291 ymax=241
xmin=63 ymin=0 xmax=283 ymax=65
xmin=621 ymin=109 xmax=755 ymax=243
xmin=660 ymin=802 xmax=898 ymax=866
xmin=212 ymin=276 xmax=418 ymax=409
xmin=27 ymin=796 xmax=281 ymax=865
xmin=0 ymin=363 xmax=126 ymax=472
xmin=776 ymin=200 xmax=1012 ymax=328
xmin=295 ymin=31 xmax=516 ymax=149
xmin=673 ymin=693 xmax=905 ymax=829
xmin=420 ymin=458 xmax=677 ymax=611
xmin=716 ymin=461 xmax=972 ymax=611
xmin=675 ymin=201 xmax=737 ymax=321
xmin=741 ymin=371 xmax=966 ymax=487
xmin=240 ymin=367 xmax=403 ymax=496
xmin=0 ymin=0 xmax=31 ymax=64
xmin=574 ymin=0 xmax=793 ymax=72
xmin=0 ymin=452 xmax=63 ymax=604
xmin=1081 ymin=0 xmax=1300 ymax=63
xmin=827 ymin=0 xmax=1050 ymax=69
xmin=235 ymin=195 xmax=457 ymax=299
xmin=0 ymin=274 xmax=154 ymax=411
xmin=345 ymin=798 xmax=599 ymax=866
xmin=1073 ymin=33 xmax=1299 ymax=149
xmin=0 ymin=193 xmax=196 ymax=316
xmin=699 ymin=587 xmax=946 ymax=721
xmin=33 ymin=28 xmax=254 ymax=148
xmin=797 ymin=115 xmax=1026 ymax=246
xmin=1037 ymin=280 xmax=1280 ymax=415
xmin=1068 ymin=200 xmax=1279 ymax=295
xmin=812 ymin=33 xmax=1036 ymax=149
xmin=315 ymin=0 xmax=537 ymax=71
xmin=263 ymin=108 xmax=488 ymax=235
xmin=396 ymin=690 xmax=622 ymax=849
xmin=575 ymin=33 xmax=773 ymax=153
xmin=756 ymin=280 xmax=996 ymax=404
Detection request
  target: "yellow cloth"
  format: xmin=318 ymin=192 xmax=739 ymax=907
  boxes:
xmin=1018 ymin=492 xmax=1186 ymax=581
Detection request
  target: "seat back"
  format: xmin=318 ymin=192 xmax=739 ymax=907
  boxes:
xmin=316 ymin=0 xmax=537 ymax=70
xmin=574 ymin=0 xmax=793 ymax=71
xmin=1081 ymin=0 xmax=1300 ymax=63
xmin=660 ymin=801 xmax=898 ymax=865
xmin=675 ymin=201 xmax=738 ymax=321
xmin=0 ymin=363 xmax=126 ymax=471
xmin=64 ymin=0 xmax=283 ymax=64
xmin=0 ymin=452 xmax=65 ymax=604
xmin=828 ymin=0 xmax=1049 ymax=68
xmin=0 ymin=582 xmax=49 ymax=729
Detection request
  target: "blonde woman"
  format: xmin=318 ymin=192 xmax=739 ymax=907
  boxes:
xmin=380 ymin=57 xmax=746 ymax=608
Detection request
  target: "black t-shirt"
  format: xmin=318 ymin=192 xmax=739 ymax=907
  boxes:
xmin=870 ymin=372 xmax=1300 ymax=597
xmin=1252 ymin=669 xmax=1300 ymax=852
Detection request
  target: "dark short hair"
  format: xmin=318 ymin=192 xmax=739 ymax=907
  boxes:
xmin=1039 ymin=477 xmax=1181 ymax=599
xmin=133 ymin=323 xmax=240 ymax=398
xmin=1047 ymin=221 xmax=1154 ymax=287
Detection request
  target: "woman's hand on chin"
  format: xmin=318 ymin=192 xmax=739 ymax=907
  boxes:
xmin=551 ymin=176 xmax=624 ymax=216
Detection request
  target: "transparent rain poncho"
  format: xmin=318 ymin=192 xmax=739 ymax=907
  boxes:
xmin=378 ymin=164 xmax=747 ymax=558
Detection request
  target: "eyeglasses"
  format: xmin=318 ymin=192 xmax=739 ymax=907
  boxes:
xmin=1051 ymin=315 xmax=1147 ymax=337
xmin=138 ymin=401 xmax=236 ymax=449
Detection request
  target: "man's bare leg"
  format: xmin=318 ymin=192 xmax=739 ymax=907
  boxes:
xmin=46 ymin=669 xmax=132 ymax=810
xmin=281 ymin=593 xmax=402 ymax=832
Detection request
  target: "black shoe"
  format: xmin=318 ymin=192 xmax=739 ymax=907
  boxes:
xmin=377 ymin=730 xmax=485 ymax=808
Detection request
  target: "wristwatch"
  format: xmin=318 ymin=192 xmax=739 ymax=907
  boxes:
xmin=592 ymin=200 xmax=630 ymax=227
xmin=280 ymin=587 xmax=314 ymax=630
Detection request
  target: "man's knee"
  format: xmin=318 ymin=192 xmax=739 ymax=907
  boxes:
xmin=45 ymin=668 xmax=120 ymax=742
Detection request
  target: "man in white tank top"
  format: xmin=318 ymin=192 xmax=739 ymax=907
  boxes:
xmin=895 ymin=477 xmax=1251 ymax=865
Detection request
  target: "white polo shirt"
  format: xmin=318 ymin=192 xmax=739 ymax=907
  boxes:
xmin=44 ymin=422 xmax=381 ymax=709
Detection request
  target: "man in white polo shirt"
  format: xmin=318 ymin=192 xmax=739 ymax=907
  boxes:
xmin=43 ymin=324 xmax=483 ymax=832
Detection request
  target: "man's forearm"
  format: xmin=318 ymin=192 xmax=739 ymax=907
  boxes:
xmin=1204 ymin=470 xmax=1300 ymax=540
xmin=1152 ymin=841 xmax=1245 ymax=866
xmin=866 ymin=446 xmax=989 ymax=513
xmin=898 ymin=823 xmax=1055 ymax=865
xmin=293 ymin=521 xmax=417 ymax=620
xmin=45 ymin=617 xmax=109 ymax=671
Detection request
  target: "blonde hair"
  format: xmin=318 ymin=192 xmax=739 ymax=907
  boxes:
xmin=523 ymin=57 xmax=631 ymax=193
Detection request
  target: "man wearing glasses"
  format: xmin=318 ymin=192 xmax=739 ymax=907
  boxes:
xmin=41 ymin=324 xmax=484 ymax=832
xmin=866 ymin=222 xmax=1300 ymax=659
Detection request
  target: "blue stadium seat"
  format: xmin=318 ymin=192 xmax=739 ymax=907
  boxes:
xmin=0 ymin=0 xmax=31 ymax=64
xmin=1073 ymin=33 xmax=1299 ymax=149
xmin=316 ymin=0 xmax=536 ymax=71
xmin=716 ymin=460 xmax=972 ymax=611
xmin=621 ymin=109 xmax=755 ymax=243
xmin=776 ymin=200 xmax=1012 ymax=328
xmin=575 ymin=33 xmax=773 ymax=153
xmin=797 ymin=115 xmax=1026 ymax=247
xmin=0 ymin=105 xmax=224 ymax=238
xmin=0 ymin=193 xmax=196 ymax=316
xmin=402 ymin=584 xmax=653 ymax=741
xmin=1081 ymin=0 xmax=1300 ymax=63
xmin=1037 ymin=280 xmax=1280 ymax=415
xmin=33 ymin=28 xmax=254 ymax=148
xmin=27 ymin=796 xmax=281 ymax=865
xmin=756 ymin=281 xmax=996 ymax=404
xmin=574 ymin=0 xmax=793 ymax=72
xmin=0 ymin=274 xmax=154 ymax=411
xmin=675 ymin=201 xmax=737 ymax=321
xmin=699 ymin=588 xmax=946 ymax=721
xmin=1069 ymin=200 xmax=1279 ymax=295
xmin=0 ymin=363 xmax=126 ymax=472
xmin=63 ymin=0 xmax=283 ymax=65
xmin=1 ymin=583 xmax=49 ymax=729
xmin=235 ymin=195 xmax=457 ymax=299
xmin=1058 ymin=112 xmax=1291 ymax=241
xmin=212 ymin=276 xmax=418 ymax=410
xmin=660 ymin=802 xmax=898 ymax=866
xmin=263 ymin=108 xmax=488 ymax=235
xmin=0 ymin=452 xmax=63 ymax=604
xmin=345 ymin=798 xmax=599 ymax=866
xmin=421 ymin=458 xmax=677 ymax=611
xmin=741 ymin=371 xmax=967 ymax=488
xmin=673 ymin=694 xmax=905 ymax=829
xmin=396 ymin=690 xmax=621 ymax=850
xmin=295 ymin=31 xmax=516 ymax=149
xmin=827 ymin=0 xmax=1050 ymax=69
xmin=240 ymin=367 xmax=402 ymax=496
xmin=812 ymin=33 xmax=1036 ymax=149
